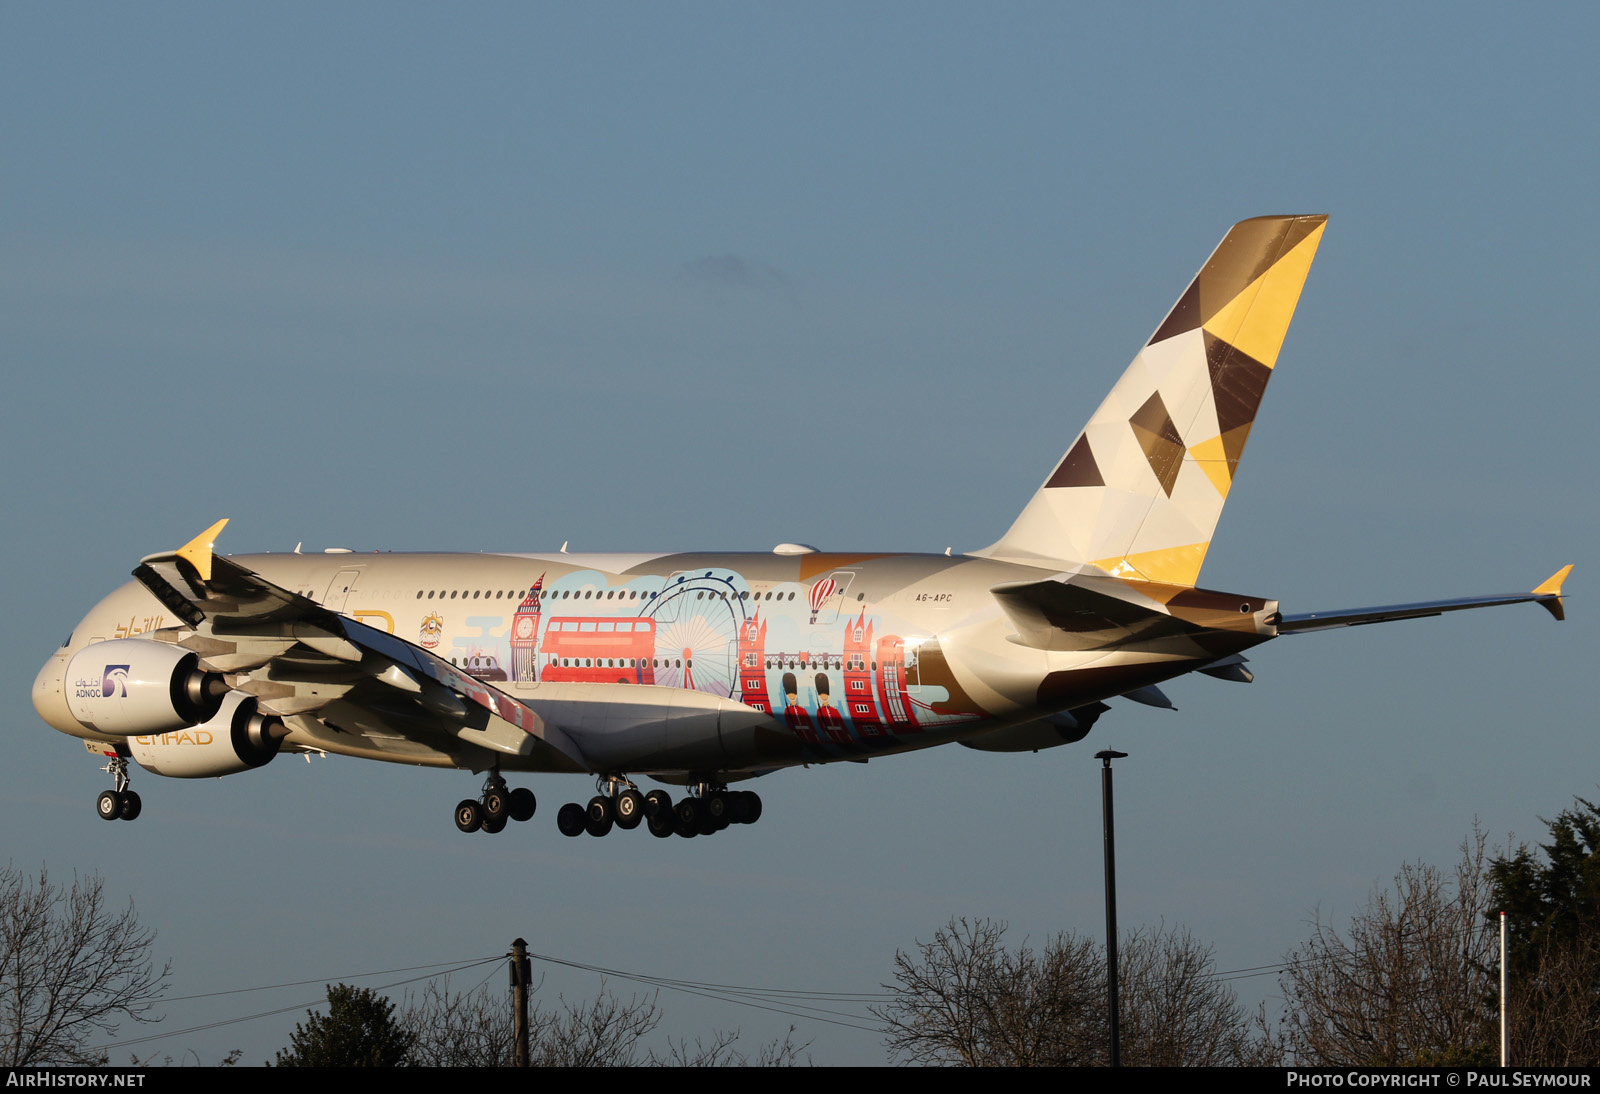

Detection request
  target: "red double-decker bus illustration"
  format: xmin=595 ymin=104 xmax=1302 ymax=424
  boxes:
xmin=539 ymin=617 xmax=657 ymax=685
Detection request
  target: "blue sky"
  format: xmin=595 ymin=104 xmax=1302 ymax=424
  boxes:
xmin=2 ymin=3 xmax=1595 ymax=1064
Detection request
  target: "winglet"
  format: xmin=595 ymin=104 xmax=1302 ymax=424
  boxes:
xmin=1532 ymin=564 xmax=1573 ymax=621
xmin=176 ymin=518 xmax=230 ymax=583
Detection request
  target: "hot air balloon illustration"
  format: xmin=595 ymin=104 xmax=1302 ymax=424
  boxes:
xmin=807 ymin=577 xmax=836 ymax=624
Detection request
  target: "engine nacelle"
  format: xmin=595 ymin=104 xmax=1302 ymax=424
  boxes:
xmin=65 ymin=639 xmax=228 ymax=735
xmin=128 ymin=690 xmax=286 ymax=778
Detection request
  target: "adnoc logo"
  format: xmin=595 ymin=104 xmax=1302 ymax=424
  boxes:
xmin=101 ymin=665 xmax=130 ymax=698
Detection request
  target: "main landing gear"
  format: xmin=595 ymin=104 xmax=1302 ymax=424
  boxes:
xmin=95 ymin=755 xmax=142 ymax=822
xmin=454 ymin=770 xmax=537 ymax=835
xmin=557 ymin=777 xmax=762 ymax=839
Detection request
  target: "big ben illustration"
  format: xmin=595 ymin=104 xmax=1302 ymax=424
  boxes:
xmin=510 ymin=574 xmax=545 ymax=683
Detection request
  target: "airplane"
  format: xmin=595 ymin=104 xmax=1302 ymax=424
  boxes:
xmin=31 ymin=214 xmax=1573 ymax=840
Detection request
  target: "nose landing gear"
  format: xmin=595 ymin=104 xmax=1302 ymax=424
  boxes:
xmin=95 ymin=755 xmax=141 ymax=822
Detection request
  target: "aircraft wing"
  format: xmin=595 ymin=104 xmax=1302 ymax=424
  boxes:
xmin=1278 ymin=566 xmax=1573 ymax=634
xmin=132 ymin=519 xmax=591 ymax=773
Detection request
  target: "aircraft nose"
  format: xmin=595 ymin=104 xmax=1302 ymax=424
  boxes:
xmin=32 ymin=654 xmax=78 ymax=734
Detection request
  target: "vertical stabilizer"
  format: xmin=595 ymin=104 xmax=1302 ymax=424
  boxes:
xmin=976 ymin=215 xmax=1327 ymax=584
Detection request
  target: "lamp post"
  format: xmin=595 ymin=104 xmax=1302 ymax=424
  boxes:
xmin=1096 ymin=748 xmax=1127 ymax=1068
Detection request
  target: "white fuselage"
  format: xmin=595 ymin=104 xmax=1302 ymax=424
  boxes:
xmin=35 ymin=547 xmax=1277 ymax=782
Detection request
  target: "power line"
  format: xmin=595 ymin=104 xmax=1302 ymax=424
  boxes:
xmin=162 ymin=957 xmax=504 ymax=1003
xmin=96 ymin=957 xmax=504 ymax=1053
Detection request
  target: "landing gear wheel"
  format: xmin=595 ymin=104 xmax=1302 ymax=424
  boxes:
xmin=647 ymin=813 xmax=676 ymax=838
xmin=508 ymin=787 xmax=537 ymax=822
xmin=454 ymin=799 xmax=484 ymax=833
xmin=613 ymin=789 xmax=645 ymax=830
xmin=97 ymin=791 xmax=122 ymax=822
xmin=644 ymin=789 xmax=673 ymax=819
xmin=118 ymin=790 xmax=142 ymax=821
xmin=673 ymin=799 xmax=701 ymax=837
xmin=740 ymin=791 xmax=762 ymax=824
xmin=585 ymin=796 xmax=614 ymax=837
xmin=483 ymin=787 xmax=509 ymax=821
xmin=557 ymin=802 xmax=586 ymax=837
xmin=481 ymin=815 xmax=507 ymax=834
xmin=704 ymin=791 xmax=732 ymax=825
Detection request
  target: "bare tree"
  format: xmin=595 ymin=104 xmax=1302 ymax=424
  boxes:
xmin=402 ymin=978 xmax=807 ymax=1066
xmin=529 ymin=984 xmax=662 ymax=1067
xmin=0 ymin=865 xmax=170 ymax=1066
xmin=1278 ymin=831 xmax=1498 ymax=1066
xmin=402 ymin=978 xmax=517 ymax=1067
xmin=876 ymin=917 xmax=1261 ymax=1066
xmin=1120 ymin=924 xmax=1280 ymax=1066
xmin=403 ymin=979 xmax=658 ymax=1067
xmin=645 ymin=1026 xmax=811 ymax=1067
xmin=874 ymin=918 xmax=1104 ymax=1066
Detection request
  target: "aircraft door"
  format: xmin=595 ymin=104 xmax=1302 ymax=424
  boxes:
xmin=323 ymin=569 xmax=361 ymax=613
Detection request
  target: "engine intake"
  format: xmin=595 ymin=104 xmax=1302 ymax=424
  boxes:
xmin=65 ymin=639 xmax=228 ymax=735
xmin=129 ymin=690 xmax=287 ymax=778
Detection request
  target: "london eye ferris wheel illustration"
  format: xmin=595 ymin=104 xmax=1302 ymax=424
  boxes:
xmin=641 ymin=570 xmax=749 ymax=698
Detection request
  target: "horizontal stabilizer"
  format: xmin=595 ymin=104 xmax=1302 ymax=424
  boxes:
xmin=991 ymin=576 xmax=1196 ymax=651
xmin=1280 ymin=566 xmax=1573 ymax=634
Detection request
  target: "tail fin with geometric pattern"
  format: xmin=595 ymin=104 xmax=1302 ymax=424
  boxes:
xmin=976 ymin=215 xmax=1327 ymax=585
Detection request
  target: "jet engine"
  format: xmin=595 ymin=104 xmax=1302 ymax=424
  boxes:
xmin=128 ymin=690 xmax=287 ymax=778
xmin=64 ymin=639 xmax=228 ymax=735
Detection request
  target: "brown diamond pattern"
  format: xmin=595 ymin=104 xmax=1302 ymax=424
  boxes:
xmin=1128 ymin=392 xmax=1184 ymax=497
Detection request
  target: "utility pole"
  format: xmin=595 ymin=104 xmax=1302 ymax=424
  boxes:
xmin=511 ymin=937 xmax=532 ymax=1067
xmin=1097 ymin=748 xmax=1127 ymax=1068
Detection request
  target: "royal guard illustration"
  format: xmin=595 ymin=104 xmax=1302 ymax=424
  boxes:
xmin=509 ymin=574 xmax=545 ymax=683
xmin=781 ymin=671 xmax=817 ymax=743
xmin=814 ymin=673 xmax=849 ymax=743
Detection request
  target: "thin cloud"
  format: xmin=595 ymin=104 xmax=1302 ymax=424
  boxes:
xmin=678 ymin=254 xmax=796 ymax=300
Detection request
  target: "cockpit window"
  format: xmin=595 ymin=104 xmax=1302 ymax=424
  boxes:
xmin=61 ymin=633 xmax=73 ymax=647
